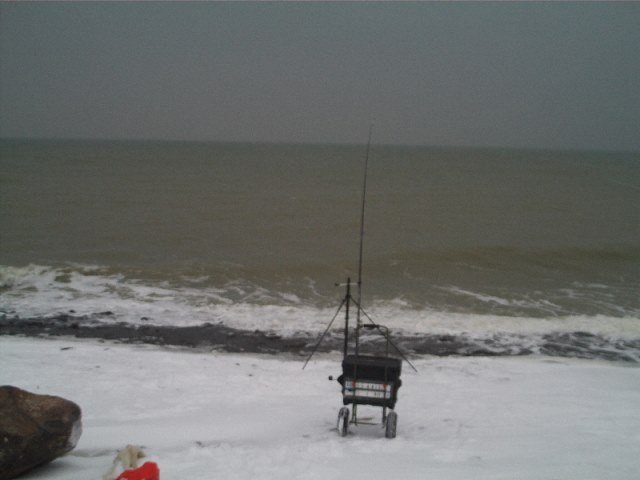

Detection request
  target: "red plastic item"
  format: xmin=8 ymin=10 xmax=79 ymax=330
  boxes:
xmin=116 ymin=461 xmax=160 ymax=480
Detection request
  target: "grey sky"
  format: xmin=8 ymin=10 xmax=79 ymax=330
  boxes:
xmin=1 ymin=2 xmax=639 ymax=150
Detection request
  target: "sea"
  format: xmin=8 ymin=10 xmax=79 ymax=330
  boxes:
xmin=1 ymin=139 xmax=639 ymax=359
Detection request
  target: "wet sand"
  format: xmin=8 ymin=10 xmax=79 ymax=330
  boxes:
xmin=0 ymin=313 xmax=507 ymax=356
xmin=2 ymin=314 xmax=638 ymax=362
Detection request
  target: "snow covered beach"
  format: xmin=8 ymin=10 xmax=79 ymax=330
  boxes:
xmin=2 ymin=336 xmax=639 ymax=480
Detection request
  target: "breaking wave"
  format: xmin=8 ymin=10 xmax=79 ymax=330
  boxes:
xmin=2 ymin=264 xmax=638 ymax=341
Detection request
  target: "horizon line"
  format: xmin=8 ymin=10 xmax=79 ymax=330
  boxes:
xmin=1 ymin=136 xmax=638 ymax=155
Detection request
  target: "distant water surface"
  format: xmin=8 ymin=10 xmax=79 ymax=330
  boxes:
xmin=1 ymin=140 xmax=638 ymax=338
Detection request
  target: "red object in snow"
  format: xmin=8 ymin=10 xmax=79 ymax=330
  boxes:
xmin=116 ymin=461 xmax=159 ymax=480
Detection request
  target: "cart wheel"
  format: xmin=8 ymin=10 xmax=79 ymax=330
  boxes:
xmin=385 ymin=410 xmax=397 ymax=439
xmin=337 ymin=407 xmax=350 ymax=437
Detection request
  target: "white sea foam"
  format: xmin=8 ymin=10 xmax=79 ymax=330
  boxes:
xmin=369 ymin=303 xmax=640 ymax=340
xmin=2 ymin=264 xmax=639 ymax=341
xmin=442 ymin=286 xmax=556 ymax=309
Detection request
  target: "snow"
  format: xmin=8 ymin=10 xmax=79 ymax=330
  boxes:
xmin=2 ymin=336 xmax=639 ymax=480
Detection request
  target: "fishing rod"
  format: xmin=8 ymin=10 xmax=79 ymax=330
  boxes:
xmin=355 ymin=123 xmax=374 ymax=356
xmin=304 ymin=126 xmax=415 ymax=438
xmin=302 ymin=125 xmax=417 ymax=375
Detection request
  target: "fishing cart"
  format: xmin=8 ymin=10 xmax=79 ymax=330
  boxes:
xmin=302 ymin=125 xmax=417 ymax=438
xmin=338 ymin=351 xmax=402 ymax=438
xmin=304 ymin=278 xmax=416 ymax=439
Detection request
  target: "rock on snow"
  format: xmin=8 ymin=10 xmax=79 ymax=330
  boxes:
xmin=0 ymin=385 xmax=82 ymax=480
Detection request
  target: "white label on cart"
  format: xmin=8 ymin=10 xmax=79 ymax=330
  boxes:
xmin=343 ymin=379 xmax=393 ymax=400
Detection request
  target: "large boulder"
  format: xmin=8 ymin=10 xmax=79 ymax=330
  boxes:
xmin=0 ymin=386 xmax=82 ymax=480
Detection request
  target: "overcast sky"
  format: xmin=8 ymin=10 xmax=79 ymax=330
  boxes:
xmin=1 ymin=2 xmax=639 ymax=150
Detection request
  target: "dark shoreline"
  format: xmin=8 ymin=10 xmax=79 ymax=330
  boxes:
xmin=0 ymin=314 xmax=479 ymax=356
xmin=1 ymin=314 xmax=638 ymax=363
